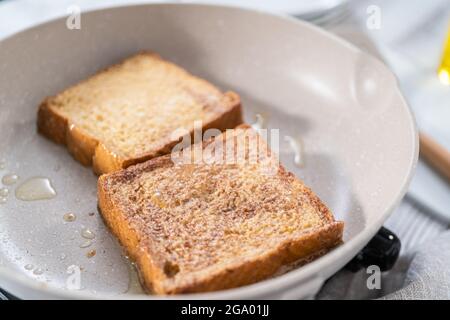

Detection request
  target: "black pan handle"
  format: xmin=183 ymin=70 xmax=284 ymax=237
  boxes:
xmin=345 ymin=227 xmax=401 ymax=272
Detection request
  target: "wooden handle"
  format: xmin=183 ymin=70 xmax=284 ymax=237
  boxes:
xmin=419 ymin=132 xmax=450 ymax=182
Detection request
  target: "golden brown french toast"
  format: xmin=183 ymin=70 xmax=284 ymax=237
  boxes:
xmin=37 ymin=52 xmax=242 ymax=174
xmin=98 ymin=124 xmax=344 ymax=294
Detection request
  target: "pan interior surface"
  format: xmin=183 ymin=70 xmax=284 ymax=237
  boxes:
xmin=0 ymin=4 xmax=417 ymax=299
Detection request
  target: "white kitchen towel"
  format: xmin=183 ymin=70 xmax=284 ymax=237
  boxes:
xmin=317 ymin=199 xmax=449 ymax=299
xmin=382 ymin=231 xmax=450 ymax=300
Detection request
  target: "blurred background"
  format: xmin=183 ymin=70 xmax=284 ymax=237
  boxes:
xmin=0 ymin=0 xmax=449 ymax=299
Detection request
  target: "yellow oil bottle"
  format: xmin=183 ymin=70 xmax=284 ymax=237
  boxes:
xmin=438 ymin=24 xmax=450 ymax=85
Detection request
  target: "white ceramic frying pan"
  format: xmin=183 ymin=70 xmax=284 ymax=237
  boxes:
xmin=0 ymin=3 xmax=418 ymax=299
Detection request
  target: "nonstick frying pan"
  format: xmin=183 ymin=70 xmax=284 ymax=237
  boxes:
xmin=0 ymin=3 xmax=418 ymax=299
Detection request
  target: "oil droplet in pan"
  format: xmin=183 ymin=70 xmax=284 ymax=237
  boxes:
xmin=81 ymin=228 xmax=95 ymax=240
xmin=33 ymin=268 xmax=44 ymax=275
xmin=284 ymin=136 xmax=305 ymax=168
xmin=86 ymin=249 xmax=96 ymax=258
xmin=80 ymin=240 xmax=92 ymax=248
xmin=0 ymin=187 xmax=9 ymax=197
xmin=15 ymin=177 xmax=56 ymax=201
xmin=2 ymin=174 xmax=19 ymax=186
xmin=63 ymin=213 xmax=76 ymax=222
xmin=124 ymin=258 xmax=145 ymax=294
xmin=24 ymin=264 xmax=34 ymax=270
xmin=251 ymin=113 xmax=268 ymax=131
xmin=0 ymin=187 xmax=9 ymax=204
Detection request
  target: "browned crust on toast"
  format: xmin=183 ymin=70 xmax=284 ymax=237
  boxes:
xmin=98 ymin=157 xmax=173 ymax=294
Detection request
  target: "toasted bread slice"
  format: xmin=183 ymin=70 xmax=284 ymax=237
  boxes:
xmin=98 ymin=124 xmax=344 ymax=294
xmin=38 ymin=52 xmax=242 ymax=174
